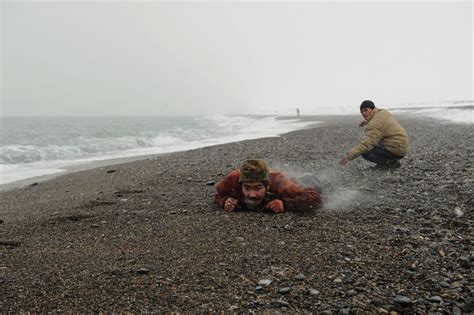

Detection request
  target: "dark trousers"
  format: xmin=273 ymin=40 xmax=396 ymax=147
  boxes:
xmin=362 ymin=144 xmax=403 ymax=165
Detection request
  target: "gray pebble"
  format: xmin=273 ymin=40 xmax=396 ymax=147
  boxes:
xmin=428 ymin=296 xmax=443 ymax=303
xmin=458 ymin=256 xmax=470 ymax=268
xmin=333 ymin=278 xmax=343 ymax=284
xmin=258 ymin=279 xmax=272 ymax=286
xmin=347 ymin=289 xmax=356 ymax=296
xmin=270 ymin=299 xmax=290 ymax=308
xmin=277 ymin=287 xmax=291 ymax=294
xmin=393 ymin=295 xmax=413 ymax=305
xmin=308 ymin=288 xmax=320 ymax=296
xmin=137 ymin=268 xmax=150 ymax=275
xmin=294 ymin=273 xmax=305 ymax=280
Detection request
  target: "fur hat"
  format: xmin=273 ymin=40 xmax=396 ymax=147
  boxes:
xmin=239 ymin=159 xmax=269 ymax=183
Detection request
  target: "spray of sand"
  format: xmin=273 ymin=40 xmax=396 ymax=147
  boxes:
xmin=268 ymin=161 xmax=360 ymax=210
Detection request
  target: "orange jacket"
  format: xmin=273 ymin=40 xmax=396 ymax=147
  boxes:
xmin=215 ymin=169 xmax=323 ymax=212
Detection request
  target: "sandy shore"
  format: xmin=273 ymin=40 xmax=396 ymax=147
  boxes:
xmin=0 ymin=115 xmax=472 ymax=313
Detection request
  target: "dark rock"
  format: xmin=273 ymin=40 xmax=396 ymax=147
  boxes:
xmin=428 ymin=296 xmax=443 ymax=303
xmin=270 ymin=299 xmax=290 ymax=308
xmin=458 ymin=256 xmax=470 ymax=268
xmin=206 ymin=180 xmax=216 ymax=186
xmin=137 ymin=268 xmax=150 ymax=275
xmin=370 ymin=299 xmax=383 ymax=307
xmin=0 ymin=240 xmax=22 ymax=247
xmin=393 ymin=295 xmax=413 ymax=305
xmin=277 ymin=287 xmax=291 ymax=294
xmin=463 ymin=298 xmax=474 ymax=313
xmin=30 ymin=182 xmax=38 ymax=186
xmin=106 ymin=169 xmax=117 ymax=174
xmin=110 ymin=268 xmax=123 ymax=276
xmin=0 ymin=219 xmax=3 ymax=224
xmin=453 ymin=306 xmax=462 ymax=315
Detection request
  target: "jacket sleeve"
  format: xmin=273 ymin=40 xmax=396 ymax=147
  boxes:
xmin=271 ymin=173 xmax=323 ymax=212
xmin=215 ymin=170 xmax=240 ymax=209
xmin=281 ymin=187 xmax=323 ymax=213
xmin=347 ymin=119 xmax=385 ymax=160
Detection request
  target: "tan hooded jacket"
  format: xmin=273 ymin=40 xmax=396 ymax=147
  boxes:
xmin=347 ymin=109 xmax=409 ymax=160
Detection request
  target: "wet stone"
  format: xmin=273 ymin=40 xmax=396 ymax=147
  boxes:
xmin=206 ymin=180 xmax=216 ymax=186
xmin=393 ymin=295 xmax=413 ymax=305
xmin=277 ymin=287 xmax=291 ymax=294
xmin=428 ymin=296 xmax=443 ymax=303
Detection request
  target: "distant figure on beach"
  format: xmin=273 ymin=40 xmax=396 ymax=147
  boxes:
xmin=296 ymin=108 xmax=300 ymax=117
xmin=215 ymin=159 xmax=323 ymax=213
xmin=340 ymin=100 xmax=409 ymax=168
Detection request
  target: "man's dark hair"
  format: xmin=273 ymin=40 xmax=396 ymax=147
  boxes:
xmin=360 ymin=100 xmax=375 ymax=111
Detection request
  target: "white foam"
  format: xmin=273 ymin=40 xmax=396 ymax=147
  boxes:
xmin=0 ymin=116 xmax=320 ymax=186
xmin=391 ymin=107 xmax=473 ymax=124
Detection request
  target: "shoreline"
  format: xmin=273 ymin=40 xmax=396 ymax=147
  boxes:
xmin=0 ymin=115 xmax=472 ymax=313
xmin=0 ymin=116 xmax=327 ymax=192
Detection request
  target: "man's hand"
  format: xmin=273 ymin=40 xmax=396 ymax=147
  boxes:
xmin=339 ymin=156 xmax=349 ymax=165
xmin=266 ymin=199 xmax=284 ymax=214
xmin=358 ymin=120 xmax=367 ymax=127
xmin=224 ymin=197 xmax=239 ymax=212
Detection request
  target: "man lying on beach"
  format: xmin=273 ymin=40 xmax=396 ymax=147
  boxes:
xmin=340 ymin=100 xmax=409 ymax=168
xmin=215 ymin=159 xmax=323 ymax=213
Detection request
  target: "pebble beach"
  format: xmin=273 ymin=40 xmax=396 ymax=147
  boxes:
xmin=0 ymin=115 xmax=472 ymax=313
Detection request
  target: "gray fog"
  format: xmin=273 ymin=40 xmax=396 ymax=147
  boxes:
xmin=1 ymin=1 xmax=472 ymax=116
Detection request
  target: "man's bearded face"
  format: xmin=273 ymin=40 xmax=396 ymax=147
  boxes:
xmin=242 ymin=182 xmax=267 ymax=209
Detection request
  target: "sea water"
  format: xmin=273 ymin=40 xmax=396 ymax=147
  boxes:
xmin=0 ymin=115 xmax=317 ymax=185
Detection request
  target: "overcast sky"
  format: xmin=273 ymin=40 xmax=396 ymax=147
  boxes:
xmin=1 ymin=1 xmax=472 ymax=116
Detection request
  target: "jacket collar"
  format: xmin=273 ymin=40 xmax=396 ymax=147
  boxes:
xmin=366 ymin=108 xmax=379 ymax=123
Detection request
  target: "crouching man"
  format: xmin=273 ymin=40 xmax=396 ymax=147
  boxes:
xmin=215 ymin=159 xmax=323 ymax=214
xmin=340 ymin=100 xmax=409 ymax=168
